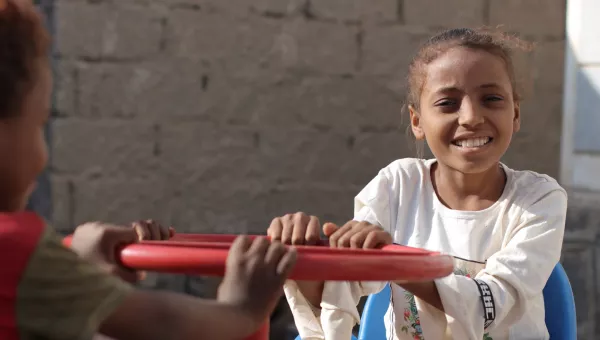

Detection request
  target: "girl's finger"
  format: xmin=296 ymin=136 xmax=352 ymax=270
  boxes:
xmin=291 ymin=213 xmax=309 ymax=245
xmin=349 ymin=227 xmax=376 ymax=249
xmin=364 ymin=230 xmax=393 ymax=249
xmin=268 ymin=218 xmax=284 ymax=241
xmin=336 ymin=225 xmax=365 ymax=248
xmin=281 ymin=215 xmax=294 ymax=245
xmin=322 ymin=222 xmax=339 ymax=237
xmin=328 ymin=221 xmax=355 ymax=248
xmin=305 ymin=216 xmax=321 ymax=245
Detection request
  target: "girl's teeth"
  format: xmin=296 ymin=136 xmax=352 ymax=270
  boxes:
xmin=455 ymin=137 xmax=490 ymax=148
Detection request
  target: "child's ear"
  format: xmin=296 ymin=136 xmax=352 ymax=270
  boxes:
xmin=409 ymin=105 xmax=425 ymax=140
xmin=512 ymin=101 xmax=521 ymax=133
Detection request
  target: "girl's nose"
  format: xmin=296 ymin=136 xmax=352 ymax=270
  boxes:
xmin=457 ymin=101 xmax=485 ymax=127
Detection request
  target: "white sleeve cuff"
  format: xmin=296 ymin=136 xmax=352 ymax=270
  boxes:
xmin=284 ymin=280 xmax=386 ymax=340
xmin=284 ymin=281 xmax=325 ymax=339
xmin=434 ymin=274 xmax=486 ymax=339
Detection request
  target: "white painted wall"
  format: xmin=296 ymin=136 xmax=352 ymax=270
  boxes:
xmin=561 ymin=0 xmax=600 ymax=190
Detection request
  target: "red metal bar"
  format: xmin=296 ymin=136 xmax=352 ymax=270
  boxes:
xmin=111 ymin=243 xmax=452 ymax=281
xmin=63 ymin=233 xmax=455 ymax=340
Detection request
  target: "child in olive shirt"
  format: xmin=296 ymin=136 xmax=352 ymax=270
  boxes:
xmin=0 ymin=1 xmax=296 ymax=339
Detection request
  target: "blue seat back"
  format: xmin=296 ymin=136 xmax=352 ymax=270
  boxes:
xmin=296 ymin=263 xmax=577 ymax=340
xmin=543 ymin=262 xmax=577 ymax=339
xmin=357 ymin=284 xmax=391 ymax=340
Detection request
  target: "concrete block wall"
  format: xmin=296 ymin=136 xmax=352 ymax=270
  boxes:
xmin=51 ymin=0 xmax=566 ymax=231
xmin=560 ymin=0 xmax=600 ymax=337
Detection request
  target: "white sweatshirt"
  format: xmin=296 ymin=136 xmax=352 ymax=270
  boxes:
xmin=284 ymin=158 xmax=567 ymax=340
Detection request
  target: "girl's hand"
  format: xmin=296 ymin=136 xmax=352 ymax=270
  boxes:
xmin=267 ymin=213 xmax=392 ymax=308
xmin=131 ymin=219 xmax=174 ymax=241
xmin=325 ymin=220 xmax=392 ymax=249
xmin=267 ymin=212 xmax=392 ymax=249
xmin=267 ymin=212 xmax=321 ymax=245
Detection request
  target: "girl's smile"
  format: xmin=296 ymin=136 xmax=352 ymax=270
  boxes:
xmin=451 ymin=136 xmax=492 ymax=148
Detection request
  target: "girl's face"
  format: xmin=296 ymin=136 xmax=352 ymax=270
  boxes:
xmin=0 ymin=59 xmax=51 ymax=211
xmin=410 ymin=46 xmax=520 ymax=174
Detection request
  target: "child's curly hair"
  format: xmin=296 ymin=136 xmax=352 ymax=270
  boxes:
xmin=407 ymin=27 xmax=533 ymax=111
xmin=0 ymin=0 xmax=50 ymax=119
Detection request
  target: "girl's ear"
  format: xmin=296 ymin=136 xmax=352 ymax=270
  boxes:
xmin=409 ymin=105 xmax=425 ymax=140
xmin=512 ymin=101 xmax=521 ymax=133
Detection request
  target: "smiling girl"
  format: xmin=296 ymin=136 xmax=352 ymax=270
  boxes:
xmin=267 ymin=28 xmax=567 ymax=340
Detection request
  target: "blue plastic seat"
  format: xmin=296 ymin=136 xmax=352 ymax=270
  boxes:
xmin=543 ymin=263 xmax=578 ymax=339
xmin=295 ymin=263 xmax=576 ymax=339
xmin=357 ymin=283 xmax=390 ymax=340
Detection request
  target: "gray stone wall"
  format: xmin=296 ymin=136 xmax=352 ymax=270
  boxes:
xmin=563 ymin=191 xmax=600 ymax=338
xmin=51 ymin=0 xmax=567 ymax=232
xmin=43 ymin=0 xmax=599 ymax=338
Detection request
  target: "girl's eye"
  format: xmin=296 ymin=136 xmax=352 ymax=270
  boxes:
xmin=434 ymin=99 xmax=457 ymax=107
xmin=434 ymin=98 xmax=460 ymax=113
xmin=484 ymin=95 xmax=503 ymax=102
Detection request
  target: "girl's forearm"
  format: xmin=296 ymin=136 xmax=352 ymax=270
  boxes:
xmin=296 ymin=281 xmax=325 ymax=308
xmin=296 ymin=280 xmax=444 ymax=315
xmin=395 ymin=281 xmax=445 ymax=312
